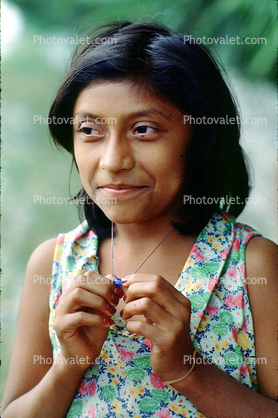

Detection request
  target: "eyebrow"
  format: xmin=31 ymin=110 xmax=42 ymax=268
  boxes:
xmin=73 ymin=108 xmax=172 ymax=121
xmin=73 ymin=112 xmax=99 ymax=120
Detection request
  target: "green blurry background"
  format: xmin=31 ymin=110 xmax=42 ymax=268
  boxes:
xmin=2 ymin=0 xmax=277 ymax=402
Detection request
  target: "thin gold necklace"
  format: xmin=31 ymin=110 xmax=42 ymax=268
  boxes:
xmin=111 ymin=222 xmax=175 ymax=283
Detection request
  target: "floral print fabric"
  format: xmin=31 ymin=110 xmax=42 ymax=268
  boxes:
xmin=49 ymin=211 xmax=260 ymax=417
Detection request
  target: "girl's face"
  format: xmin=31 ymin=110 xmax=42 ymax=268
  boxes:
xmin=73 ymin=81 xmax=191 ymax=225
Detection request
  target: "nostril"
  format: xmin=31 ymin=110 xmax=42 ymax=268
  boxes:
xmin=100 ymin=154 xmax=135 ymax=173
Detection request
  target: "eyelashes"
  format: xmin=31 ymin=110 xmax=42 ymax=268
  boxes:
xmin=133 ymin=125 xmax=157 ymax=135
xmin=75 ymin=123 xmax=160 ymax=140
xmin=77 ymin=127 xmax=102 ymax=136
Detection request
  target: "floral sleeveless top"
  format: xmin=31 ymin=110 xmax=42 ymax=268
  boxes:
xmin=49 ymin=211 xmax=260 ymax=418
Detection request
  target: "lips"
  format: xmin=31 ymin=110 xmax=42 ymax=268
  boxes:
xmin=98 ymin=183 xmax=146 ymax=198
xmin=101 ymin=184 xmax=143 ymax=190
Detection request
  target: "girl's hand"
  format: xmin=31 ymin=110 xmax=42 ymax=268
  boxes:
xmin=120 ymin=274 xmax=194 ymax=381
xmin=54 ymin=272 xmax=123 ymax=371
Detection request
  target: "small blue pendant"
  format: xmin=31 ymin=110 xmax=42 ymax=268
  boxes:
xmin=114 ymin=278 xmax=122 ymax=286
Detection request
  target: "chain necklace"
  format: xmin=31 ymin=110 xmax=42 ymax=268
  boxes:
xmin=111 ymin=221 xmax=175 ymax=282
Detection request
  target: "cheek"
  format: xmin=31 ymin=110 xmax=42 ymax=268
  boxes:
xmin=150 ymin=153 xmax=185 ymax=198
xmin=157 ymin=148 xmax=186 ymax=180
xmin=73 ymin=154 xmax=96 ymax=197
xmin=74 ymin=145 xmax=96 ymax=176
xmin=161 ymin=150 xmax=187 ymax=195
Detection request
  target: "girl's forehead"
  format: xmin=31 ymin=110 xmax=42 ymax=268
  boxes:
xmin=77 ymin=79 xmax=157 ymax=102
xmin=74 ymin=80 xmax=181 ymax=118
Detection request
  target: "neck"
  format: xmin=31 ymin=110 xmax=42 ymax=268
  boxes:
xmin=113 ymin=214 xmax=177 ymax=245
xmin=99 ymin=214 xmax=198 ymax=280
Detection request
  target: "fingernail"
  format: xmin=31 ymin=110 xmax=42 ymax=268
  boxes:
xmin=114 ymin=278 xmax=122 ymax=286
xmin=121 ymin=276 xmax=130 ymax=284
xmin=111 ymin=294 xmax=119 ymax=305
xmin=107 ymin=305 xmax=116 ymax=314
xmin=104 ymin=318 xmax=114 ymax=325
xmin=119 ymin=309 xmax=123 ymax=317
xmin=114 ymin=287 xmax=124 ymax=298
xmin=123 ymin=293 xmax=127 ymax=301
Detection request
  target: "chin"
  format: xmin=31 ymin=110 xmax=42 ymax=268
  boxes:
xmin=100 ymin=206 xmax=150 ymax=225
xmin=99 ymin=206 xmax=132 ymax=223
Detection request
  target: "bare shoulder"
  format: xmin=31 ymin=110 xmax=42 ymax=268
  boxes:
xmin=245 ymin=235 xmax=278 ymax=399
xmin=21 ymin=236 xmax=58 ymax=300
xmin=245 ymin=235 xmax=277 ymax=319
xmin=2 ymin=237 xmax=58 ymax=411
xmin=245 ymin=236 xmax=277 ymax=310
xmin=27 ymin=237 xmax=58 ymax=276
xmin=245 ymin=235 xmax=277 ymax=276
xmin=245 ymin=235 xmax=277 ymax=300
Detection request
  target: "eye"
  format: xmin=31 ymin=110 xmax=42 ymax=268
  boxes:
xmin=77 ymin=126 xmax=102 ymax=136
xmin=133 ymin=125 xmax=158 ymax=136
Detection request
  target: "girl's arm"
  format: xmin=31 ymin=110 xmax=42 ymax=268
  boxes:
xmin=121 ymin=236 xmax=278 ymax=418
xmin=169 ymin=237 xmax=278 ymax=417
xmin=1 ymin=239 xmax=86 ymax=418
xmin=1 ymin=238 xmax=122 ymax=418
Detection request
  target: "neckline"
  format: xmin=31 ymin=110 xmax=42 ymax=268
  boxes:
xmin=96 ymin=215 xmax=215 ymax=283
xmin=95 ymin=212 xmax=220 ymax=330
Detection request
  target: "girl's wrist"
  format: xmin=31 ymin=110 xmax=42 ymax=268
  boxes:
xmin=53 ymin=352 xmax=93 ymax=375
xmin=164 ymin=348 xmax=201 ymax=385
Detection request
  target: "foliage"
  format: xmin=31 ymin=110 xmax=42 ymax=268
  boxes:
xmin=10 ymin=0 xmax=276 ymax=82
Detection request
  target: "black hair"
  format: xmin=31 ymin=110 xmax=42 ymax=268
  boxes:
xmin=48 ymin=21 xmax=250 ymax=237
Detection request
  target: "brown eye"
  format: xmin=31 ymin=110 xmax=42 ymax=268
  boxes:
xmin=77 ymin=127 xmax=101 ymax=136
xmin=134 ymin=125 xmax=157 ymax=134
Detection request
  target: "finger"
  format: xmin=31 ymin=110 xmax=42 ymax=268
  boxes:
xmin=104 ymin=273 xmax=116 ymax=282
xmin=55 ymin=310 xmax=114 ymax=338
xmin=123 ymin=274 xmax=189 ymax=304
xmin=121 ymin=297 xmax=171 ymax=327
xmin=57 ymin=287 xmax=118 ymax=319
xmin=59 ymin=272 xmax=122 ymax=308
xmin=85 ymin=271 xmax=124 ymax=300
xmin=62 ymin=271 xmax=109 ymax=296
xmin=124 ymin=306 xmax=191 ymax=350
xmin=144 ymin=316 xmax=154 ymax=325
xmin=123 ymin=275 xmax=191 ymax=318
xmin=125 ymin=319 xmax=161 ymax=342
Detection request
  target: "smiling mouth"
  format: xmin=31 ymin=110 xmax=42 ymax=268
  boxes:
xmin=98 ymin=184 xmax=147 ymax=197
xmin=101 ymin=184 xmax=144 ymax=189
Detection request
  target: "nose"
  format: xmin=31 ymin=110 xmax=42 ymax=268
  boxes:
xmin=99 ymin=133 xmax=135 ymax=173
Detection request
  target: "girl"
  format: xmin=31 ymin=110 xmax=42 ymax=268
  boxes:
xmin=2 ymin=22 xmax=277 ymax=418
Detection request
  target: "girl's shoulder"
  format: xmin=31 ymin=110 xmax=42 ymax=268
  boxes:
xmin=214 ymin=210 xmax=261 ymax=243
xmin=205 ymin=211 xmax=261 ymax=255
xmin=55 ymin=220 xmax=97 ymax=247
xmin=27 ymin=237 xmax=59 ymax=279
xmin=245 ymin=235 xmax=277 ymax=275
xmin=27 ymin=221 xmax=97 ymax=284
xmin=245 ymin=236 xmax=278 ymax=399
xmin=52 ymin=221 xmax=98 ymax=263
